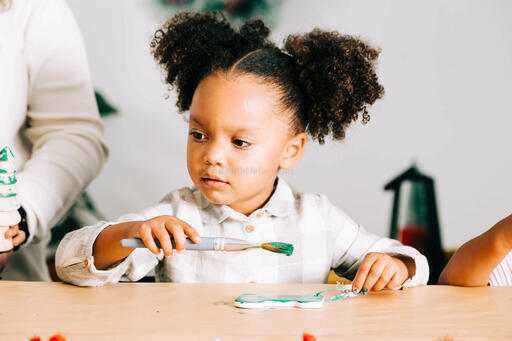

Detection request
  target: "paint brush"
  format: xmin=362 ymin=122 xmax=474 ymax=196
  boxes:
xmin=120 ymin=237 xmax=294 ymax=256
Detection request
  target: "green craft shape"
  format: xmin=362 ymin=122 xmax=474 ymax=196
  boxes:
xmin=0 ymin=175 xmax=17 ymax=185
xmin=0 ymin=147 xmax=14 ymax=162
xmin=234 ymin=293 xmax=323 ymax=309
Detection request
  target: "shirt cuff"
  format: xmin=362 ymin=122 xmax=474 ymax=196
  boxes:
xmin=56 ymin=221 xmax=159 ymax=286
xmin=387 ymin=247 xmax=429 ymax=287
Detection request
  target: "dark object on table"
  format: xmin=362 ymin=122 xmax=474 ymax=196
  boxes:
xmin=384 ymin=164 xmax=446 ymax=284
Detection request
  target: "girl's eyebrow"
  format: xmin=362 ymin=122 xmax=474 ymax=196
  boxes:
xmin=190 ymin=116 xmax=263 ymax=132
xmin=190 ymin=116 xmax=203 ymax=125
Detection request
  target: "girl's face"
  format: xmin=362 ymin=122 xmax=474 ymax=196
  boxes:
xmin=187 ymin=72 xmax=306 ymax=216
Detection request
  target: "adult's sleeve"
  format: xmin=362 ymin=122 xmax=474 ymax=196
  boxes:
xmin=17 ymin=0 xmax=108 ymax=244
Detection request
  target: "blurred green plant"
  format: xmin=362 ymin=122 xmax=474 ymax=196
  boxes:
xmin=155 ymin=0 xmax=282 ymax=28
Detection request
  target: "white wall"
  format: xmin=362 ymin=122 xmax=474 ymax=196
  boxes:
xmin=67 ymin=0 xmax=512 ymax=249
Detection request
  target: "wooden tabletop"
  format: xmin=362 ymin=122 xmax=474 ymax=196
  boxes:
xmin=0 ymin=281 xmax=510 ymax=340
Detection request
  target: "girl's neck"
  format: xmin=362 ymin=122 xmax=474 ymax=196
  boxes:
xmin=228 ymin=177 xmax=278 ymax=216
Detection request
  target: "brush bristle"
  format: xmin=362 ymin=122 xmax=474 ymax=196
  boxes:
xmin=261 ymin=242 xmax=294 ymax=256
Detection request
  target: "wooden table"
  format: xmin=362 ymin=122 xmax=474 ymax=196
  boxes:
xmin=1 ymin=281 xmax=510 ymax=340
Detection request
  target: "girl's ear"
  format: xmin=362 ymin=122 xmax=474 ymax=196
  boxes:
xmin=279 ymin=132 xmax=307 ymax=170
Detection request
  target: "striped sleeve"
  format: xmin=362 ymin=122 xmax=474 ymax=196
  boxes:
xmin=489 ymin=251 xmax=512 ymax=286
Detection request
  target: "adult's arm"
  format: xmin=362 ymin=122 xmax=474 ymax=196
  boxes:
xmin=17 ymin=0 xmax=108 ymax=244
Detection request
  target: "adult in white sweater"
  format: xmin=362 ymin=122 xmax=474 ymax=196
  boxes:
xmin=0 ymin=0 xmax=108 ymax=280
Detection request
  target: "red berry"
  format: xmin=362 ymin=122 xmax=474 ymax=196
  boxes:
xmin=303 ymin=333 xmax=317 ymax=341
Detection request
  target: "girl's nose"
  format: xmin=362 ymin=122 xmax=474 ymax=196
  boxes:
xmin=203 ymin=140 xmax=227 ymax=166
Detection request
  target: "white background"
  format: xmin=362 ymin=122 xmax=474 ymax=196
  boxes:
xmin=67 ymin=0 xmax=512 ymax=249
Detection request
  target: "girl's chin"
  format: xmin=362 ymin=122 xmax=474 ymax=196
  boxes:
xmin=199 ymin=189 xmax=230 ymax=205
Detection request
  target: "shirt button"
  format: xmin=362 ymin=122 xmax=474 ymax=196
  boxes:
xmin=84 ymin=259 xmax=90 ymax=267
xmin=245 ymin=225 xmax=255 ymax=233
xmin=256 ymin=212 xmax=264 ymax=219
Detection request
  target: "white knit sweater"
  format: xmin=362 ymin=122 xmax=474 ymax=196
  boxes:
xmin=0 ymin=0 xmax=108 ymax=280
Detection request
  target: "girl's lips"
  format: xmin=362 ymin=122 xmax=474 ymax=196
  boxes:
xmin=201 ymin=177 xmax=228 ymax=188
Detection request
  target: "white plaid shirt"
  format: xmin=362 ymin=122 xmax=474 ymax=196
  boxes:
xmin=55 ymin=178 xmax=429 ymax=287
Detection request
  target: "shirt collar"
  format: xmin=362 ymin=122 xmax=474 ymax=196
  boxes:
xmin=193 ymin=177 xmax=295 ymax=224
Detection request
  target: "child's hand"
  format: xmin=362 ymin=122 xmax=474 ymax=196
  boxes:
xmin=128 ymin=215 xmax=201 ymax=256
xmin=352 ymin=252 xmax=410 ymax=293
xmin=5 ymin=224 xmax=26 ymax=248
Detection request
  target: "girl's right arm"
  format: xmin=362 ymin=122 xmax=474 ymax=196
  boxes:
xmin=93 ymin=215 xmax=201 ymax=270
xmin=438 ymin=213 xmax=512 ymax=286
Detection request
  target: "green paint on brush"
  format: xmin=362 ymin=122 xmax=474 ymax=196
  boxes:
xmin=265 ymin=242 xmax=294 ymax=256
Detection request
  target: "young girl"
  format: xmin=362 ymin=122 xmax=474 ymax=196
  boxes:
xmin=439 ymin=213 xmax=512 ymax=286
xmin=56 ymin=12 xmax=429 ymax=290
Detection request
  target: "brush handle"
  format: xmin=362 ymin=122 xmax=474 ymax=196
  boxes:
xmin=120 ymin=237 xmax=214 ymax=250
xmin=120 ymin=237 xmax=251 ymax=251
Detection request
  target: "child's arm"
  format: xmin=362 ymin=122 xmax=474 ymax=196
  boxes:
xmin=322 ymin=193 xmax=429 ymax=290
xmin=93 ymin=215 xmax=201 ymax=270
xmin=438 ymin=213 xmax=512 ymax=286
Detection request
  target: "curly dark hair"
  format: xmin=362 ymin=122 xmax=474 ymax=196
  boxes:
xmin=151 ymin=11 xmax=384 ymax=144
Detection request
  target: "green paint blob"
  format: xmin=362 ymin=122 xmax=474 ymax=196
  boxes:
xmin=267 ymin=242 xmax=294 ymax=256
xmin=213 ymin=300 xmax=230 ymax=306
xmin=328 ymin=294 xmax=347 ymax=301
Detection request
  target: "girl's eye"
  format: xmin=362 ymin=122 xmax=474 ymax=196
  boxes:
xmin=190 ymin=131 xmax=205 ymax=140
xmin=233 ymin=139 xmax=251 ymax=148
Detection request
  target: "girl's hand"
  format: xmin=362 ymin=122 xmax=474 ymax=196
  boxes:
xmin=5 ymin=224 xmax=26 ymax=248
xmin=128 ymin=215 xmax=201 ymax=256
xmin=352 ymin=252 xmax=410 ymax=293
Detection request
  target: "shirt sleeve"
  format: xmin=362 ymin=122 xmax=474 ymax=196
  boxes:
xmin=489 ymin=251 xmax=512 ymax=286
xmin=16 ymin=0 xmax=108 ymax=244
xmin=321 ymin=195 xmax=429 ymax=287
xmin=55 ymin=204 xmax=173 ymax=287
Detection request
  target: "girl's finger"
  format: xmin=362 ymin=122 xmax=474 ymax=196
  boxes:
xmin=178 ymin=219 xmax=201 ymax=244
xmin=352 ymin=253 xmax=378 ymax=293
xmin=139 ymin=224 xmax=160 ymax=255
xmin=152 ymin=225 xmax=173 ymax=257
xmin=372 ymin=265 xmax=394 ymax=291
xmin=167 ymin=223 xmax=187 ymax=253
xmin=361 ymin=260 xmax=387 ymax=292
xmin=385 ymin=271 xmax=404 ymax=290
xmin=12 ymin=230 xmax=26 ymax=247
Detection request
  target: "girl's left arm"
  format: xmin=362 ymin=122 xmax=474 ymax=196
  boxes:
xmin=321 ymin=195 xmax=429 ymax=288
